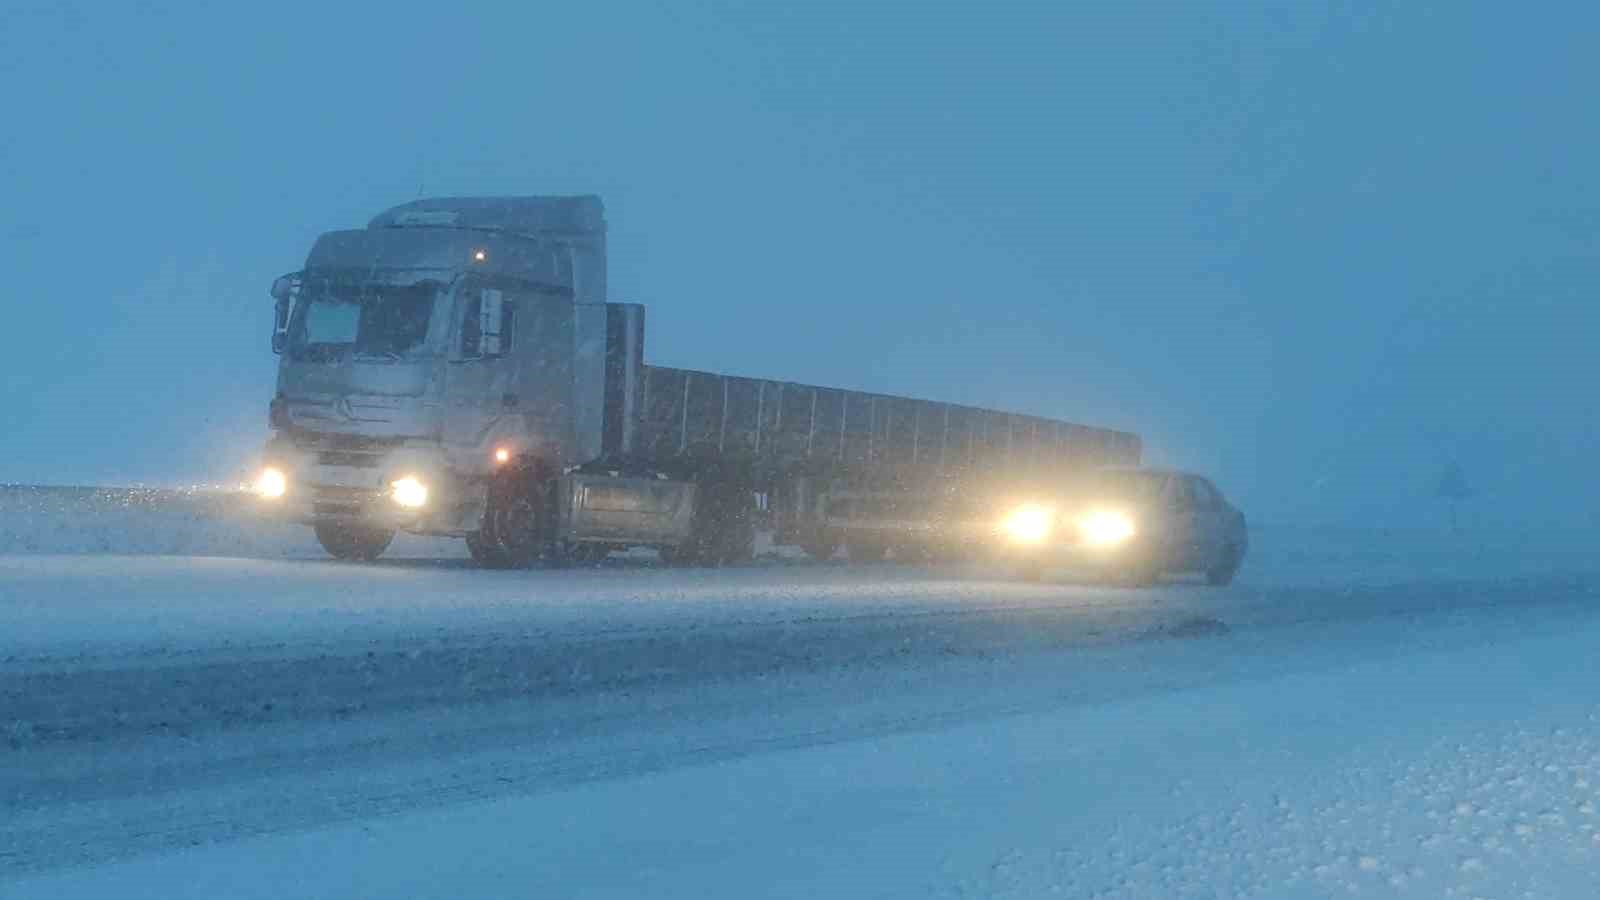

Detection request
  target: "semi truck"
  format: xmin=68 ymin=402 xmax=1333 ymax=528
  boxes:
xmin=254 ymin=196 xmax=1142 ymax=567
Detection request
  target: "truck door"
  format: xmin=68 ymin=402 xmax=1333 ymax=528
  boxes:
xmin=444 ymin=278 xmax=524 ymax=456
xmin=1186 ymin=476 xmax=1229 ymax=565
xmin=1171 ymin=475 xmax=1226 ymax=570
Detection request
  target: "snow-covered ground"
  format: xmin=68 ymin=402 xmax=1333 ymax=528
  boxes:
xmin=14 ymin=608 xmax=1600 ymax=899
xmin=4 ymin=488 xmax=1600 ymax=896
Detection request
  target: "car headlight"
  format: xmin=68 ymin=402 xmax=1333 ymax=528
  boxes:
xmin=1001 ymin=504 xmax=1055 ymax=544
xmin=254 ymin=467 xmax=288 ymax=500
xmin=1078 ymin=509 xmax=1136 ymax=547
xmin=391 ymin=476 xmax=429 ymax=508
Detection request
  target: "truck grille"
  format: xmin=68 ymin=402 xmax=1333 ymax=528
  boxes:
xmin=316 ymin=450 xmax=381 ymax=468
xmin=291 ymin=431 xmax=396 ymax=471
xmin=311 ymin=486 xmax=382 ymax=517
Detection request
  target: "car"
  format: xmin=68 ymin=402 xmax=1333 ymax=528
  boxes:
xmin=999 ymin=467 xmax=1248 ymax=586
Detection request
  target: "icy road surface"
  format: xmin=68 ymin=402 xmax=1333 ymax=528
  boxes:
xmin=4 ymin=505 xmax=1600 ymax=896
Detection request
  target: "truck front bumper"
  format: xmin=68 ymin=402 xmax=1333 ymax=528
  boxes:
xmin=251 ymin=439 xmax=483 ymax=536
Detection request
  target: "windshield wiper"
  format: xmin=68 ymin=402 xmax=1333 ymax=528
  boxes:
xmin=352 ymin=349 xmax=404 ymax=362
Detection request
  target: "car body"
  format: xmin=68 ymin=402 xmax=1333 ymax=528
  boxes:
xmin=1000 ymin=467 xmax=1248 ymax=585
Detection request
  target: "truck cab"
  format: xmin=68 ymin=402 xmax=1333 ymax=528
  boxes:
xmin=255 ymin=197 xmax=698 ymax=564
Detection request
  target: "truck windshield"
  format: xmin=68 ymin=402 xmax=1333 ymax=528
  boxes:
xmin=288 ymin=279 xmax=445 ymax=362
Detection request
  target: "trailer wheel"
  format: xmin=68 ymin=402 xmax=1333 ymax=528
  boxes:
xmin=315 ymin=522 xmax=395 ymax=562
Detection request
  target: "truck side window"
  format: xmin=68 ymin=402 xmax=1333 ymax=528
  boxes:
xmin=499 ymin=302 xmax=516 ymax=354
xmin=459 ymin=291 xmax=516 ymax=359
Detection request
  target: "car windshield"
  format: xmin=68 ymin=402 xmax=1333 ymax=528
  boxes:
xmin=1084 ymin=470 xmax=1166 ymax=505
xmin=287 ymin=278 xmax=445 ymax=362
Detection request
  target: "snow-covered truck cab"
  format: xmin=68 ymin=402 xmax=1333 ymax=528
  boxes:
xmin=256 ymin=197 xmax=687 ymax=563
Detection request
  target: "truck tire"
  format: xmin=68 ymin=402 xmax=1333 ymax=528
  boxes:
xmin=1206 ymin=543 xmax=1242 ymax=586
xmin=315 ymin=522 xmax=395 ymax=561
xmin=471 ymin=469 xmax=549 ymax=569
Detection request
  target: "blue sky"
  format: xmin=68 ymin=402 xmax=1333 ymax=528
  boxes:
xmin=3 ymin=0 xmax=1596 ymax=526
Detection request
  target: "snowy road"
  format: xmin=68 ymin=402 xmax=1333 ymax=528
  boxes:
xmin=5 ymin=529 xmax=1600 ymax=896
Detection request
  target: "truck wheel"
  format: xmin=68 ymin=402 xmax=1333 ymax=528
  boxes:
xmin=315 ymin=522 xmax=395 ymax=561
xmin=1206 ymin=544 xmax=1242 ymax=586
xmin=493 ymin=487 xmax=544 ymax=569
xmin=473 ymin=471 xmax=548 ymax=569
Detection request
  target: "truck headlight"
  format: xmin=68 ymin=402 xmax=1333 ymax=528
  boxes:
xmin=391 ymin=476 xmax=429 ymax=508
xmin=1001 ymin=504 xmax=1054 ymax=544
xmin=254 ymin=467 xmax=288 ymax=500
xmin=1079 ymin=509 xmax=1136 ymax=547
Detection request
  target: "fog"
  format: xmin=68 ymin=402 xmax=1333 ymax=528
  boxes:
xmin=4 ymin=1 xmax=1595 ymax=528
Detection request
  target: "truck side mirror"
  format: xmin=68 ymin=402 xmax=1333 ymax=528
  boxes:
xmin=269 ymin=272 xmax=300 ymax=355
xmin=272 ymin=297 xmax=289 ymax=354
xmin=479 ymin=288 xmax=504 ymax=357
xmin=270 ymin=274 xmax=297 ymax=302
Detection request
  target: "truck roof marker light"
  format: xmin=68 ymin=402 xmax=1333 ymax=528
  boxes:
xmin=494 ymin=447 xmax=511 ymax=465
xmin=473 ymin=249 xmax=488 ymax=263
